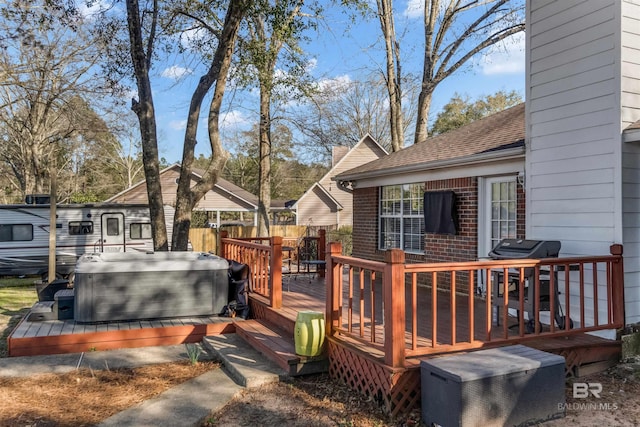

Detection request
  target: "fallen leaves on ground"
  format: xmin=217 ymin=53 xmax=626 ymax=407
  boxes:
xmin=0 ymin=361 xmax=217 ymax=427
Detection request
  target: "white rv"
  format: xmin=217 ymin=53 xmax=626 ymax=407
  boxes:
xmin=0 ymin=203 xmax=176 ymax=280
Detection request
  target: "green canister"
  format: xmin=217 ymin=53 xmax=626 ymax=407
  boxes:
xmin=294 ymin=311 xmax=325 ymax=356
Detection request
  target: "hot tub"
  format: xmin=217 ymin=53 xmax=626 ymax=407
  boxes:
xmin=74 ymin=252 xmax=229 ymax=323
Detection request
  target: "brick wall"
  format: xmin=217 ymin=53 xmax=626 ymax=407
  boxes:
xmin=424 ymin=178 xmax=478 ymax=263
xmin=351 ymin=187 xmax=379 ymax=260
xmin=351 ymin=176 xmax=526 ymax=264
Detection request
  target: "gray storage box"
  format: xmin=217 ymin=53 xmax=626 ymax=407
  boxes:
xmin=74 ymin=252 xmax=229 ymax=323
xmin=421 ymin=345 xmax=565 ymax=427
xmin=54 ymin=289 xmax=75 ymax=320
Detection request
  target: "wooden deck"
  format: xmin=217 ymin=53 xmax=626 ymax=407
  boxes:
xmin=8 ymin=270 xmax=620 ymax=372
xmin=278 ymin=272 xmax=620 ymax=369
xmin=8 ymin=314 xmax=236 ymax=357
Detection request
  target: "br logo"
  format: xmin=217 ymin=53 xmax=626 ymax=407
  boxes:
xmin=573 ymin=382 xmax=602 ymax=399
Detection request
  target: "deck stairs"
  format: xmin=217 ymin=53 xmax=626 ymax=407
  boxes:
xmin=205 ymin=302 xmax=328 ymax=378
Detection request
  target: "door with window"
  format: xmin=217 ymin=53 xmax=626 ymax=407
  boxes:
xmin=100 ymin=213 xmax=125 ymax=252
xmin=481 ymin=177 xmax=518 ymax=257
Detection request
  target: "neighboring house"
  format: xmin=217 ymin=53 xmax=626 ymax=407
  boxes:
xmin=293 ymin=135 xmax=387 ymax=227
xmin=336 ymin=0 xmax=640 ymax=329
xmin=106 ymin=164 xmax=289 ymax=225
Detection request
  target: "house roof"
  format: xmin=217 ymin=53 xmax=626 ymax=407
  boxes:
xmin=293 ymin=134 xmax=388 ymax=208
xmin=191 ymin=167 xmax=259 ymax=207
xmin=335 ymin=103 xmax=525 ymax=182
xmin=106 ymin=164 xmax=264 ymax=208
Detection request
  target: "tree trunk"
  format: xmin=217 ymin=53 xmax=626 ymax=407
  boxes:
xmin=415 ymin=87 xmax=433 ymax=144
xmin=378 ymin=0 xmax=404 ymax=152
xmin=126 ymin=0 xmax=168 ymax=251
xmin=257 ymin=84 xmax=271 ymax=237
xmin=171 ymin=0 xmax=247 ymax=250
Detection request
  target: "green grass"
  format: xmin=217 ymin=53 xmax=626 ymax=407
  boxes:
xmin=0 ymin=278 xmax=39 ymax=357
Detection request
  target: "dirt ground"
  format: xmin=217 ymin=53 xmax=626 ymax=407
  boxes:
xmin=1 ymin=358 xmax=640 ymax=426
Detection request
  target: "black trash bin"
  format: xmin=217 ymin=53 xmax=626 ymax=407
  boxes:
xmin=222 ymin=260 xmax=251 ymax=319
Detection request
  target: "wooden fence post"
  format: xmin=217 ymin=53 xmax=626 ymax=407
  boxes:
xmin=384 ymin=248 xmax=405 ymax=368
xmin=610 ymin=244 xmax=625 ymax=327
xmin=219 ymin=230 xmax=228 ymax=258
xmin=270 ymin=236 xmax=283 ymax=309
xmin=326 ymin=241 xmax=342 ymax=338
xmin=318 ymin=229 xmax=326 ymax=278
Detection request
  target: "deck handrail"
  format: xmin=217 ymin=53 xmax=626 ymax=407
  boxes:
xmin=220 ymin=231 xmax=283 ymax=309
xmin=327 ymin=243 xmax=625 ymax=368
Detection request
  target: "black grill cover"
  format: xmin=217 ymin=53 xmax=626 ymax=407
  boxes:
xmin=488 ymin=239 xmax=561 ymax=260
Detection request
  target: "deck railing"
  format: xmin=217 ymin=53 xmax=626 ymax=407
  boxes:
xmin=326 ymin=243 xmax=625 ymax=368
xmin=220 ymin=231 xmax=283 ymax=309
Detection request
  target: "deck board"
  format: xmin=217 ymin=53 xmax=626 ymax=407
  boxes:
xmin=8 ymin=311 xmax=236 ymax=357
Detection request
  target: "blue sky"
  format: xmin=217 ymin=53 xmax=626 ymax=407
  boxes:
xmin=127 ymin=1 xmax=526 ymax=164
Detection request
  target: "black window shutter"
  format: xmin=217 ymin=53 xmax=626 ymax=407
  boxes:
xmin=423 ymin=190 xmax=458 ymax=235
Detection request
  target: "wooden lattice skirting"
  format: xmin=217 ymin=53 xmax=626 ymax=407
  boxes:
xmin=326 ymin=337 xmax=421 ymax=418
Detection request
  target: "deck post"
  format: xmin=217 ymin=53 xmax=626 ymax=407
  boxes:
xmin=384 ymin=248 xmax=405 ymax=368
xmin=318 ymin=229 xmax=326 ymax=278
xmin=219 ymin=230 xmax=228 ymax=258
xmin=270 ymin=236 xmax=283 ymax=309
xmin=326 ymin=241 xmax=343 ymax=337
xmin=610 ymin=244 xmax=625 ymax=327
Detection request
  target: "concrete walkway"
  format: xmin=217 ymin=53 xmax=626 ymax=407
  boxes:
xmin=0 ymin=338 xmax=287 ymax=427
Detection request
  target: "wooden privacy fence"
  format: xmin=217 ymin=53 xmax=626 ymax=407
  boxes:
xmin=190 ymin=225 xmax=331 ymax=254
xmin=326 ymin=243 xmax=625 ymax=368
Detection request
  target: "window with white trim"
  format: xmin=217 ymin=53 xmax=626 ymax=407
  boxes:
xmin=379 ymin=184 xmax=425 ymax=253
xmin=489 ymin=179 xmax=517 ymax=250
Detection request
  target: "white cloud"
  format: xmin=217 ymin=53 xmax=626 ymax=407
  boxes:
xmin=168 ymin=119 xmax=187 ymax=131
xmin=221 ymin=110 xmax=249 ymax=128
xmin=404 ymin=0 xmax=423 ymax=19
xmin=316 ymin=74 xmax=352 ymax=92
xmin=480 ymin=33 xmax=525 ymax=75
xmin=77 ymin=0 xmax=113 ymax=18
xmin=161 ymin=65 xmax=193 ymax=80
xmin=179 ymin=27 xmax=207 ymax=50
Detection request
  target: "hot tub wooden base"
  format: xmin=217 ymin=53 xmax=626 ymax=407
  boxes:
xmin=8 ymin=310 xmax=236 ymax=357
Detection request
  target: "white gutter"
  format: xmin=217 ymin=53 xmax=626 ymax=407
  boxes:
xmin=623 ymin=129 xmax=640 ymax=143
xmin=334 ymin=146 xmax=525 ymax=183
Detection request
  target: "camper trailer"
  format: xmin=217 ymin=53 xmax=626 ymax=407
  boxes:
xmin=0 ymin=203 xmax=176 ymax=280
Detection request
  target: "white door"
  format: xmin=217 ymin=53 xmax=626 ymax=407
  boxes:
xmin=100 ymin=213 xmax=125 ymax=252
xmin=480 ymin=177 xmax=518 ymax=257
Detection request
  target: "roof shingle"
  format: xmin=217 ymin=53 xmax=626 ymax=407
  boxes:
xmin=336 ymin=103 xmax=525 ymax=180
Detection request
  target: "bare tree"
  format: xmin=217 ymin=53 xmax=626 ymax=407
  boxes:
xmin=377 ymin=0 xmax=404 ymax=152
xmin=234 ymin=0 xmax=319 ymax=237
xmin=125 ymin=0 xmax=169 ymax=251
xmin=170 ymin=0 xmax=250 ymax=250
xmin=291 ymin=73 xmax=419 ymax=160
xmin=414 ymin=0 xmax=524 ymax=143
xmin=0 ymin=0 xmax=107 ymax=200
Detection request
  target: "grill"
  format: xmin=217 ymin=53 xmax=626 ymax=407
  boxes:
xmin=488 ymin=239 xmax=561 ymax=260
xmin=488 ymin=239 xmax=571 ymax=332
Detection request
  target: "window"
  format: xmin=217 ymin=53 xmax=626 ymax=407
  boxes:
xmin=69 ymin=221 xmax=93 ymax=235
xmin=0 ymin=224 xmax=33 ymax=242
xmin=106 ymin=217 xmax=120 ymax=236
xmin=489 ymin=180 xmax=517 ymax=250
xmin=379 ymin=184 xmax=425 ymax=253
xmin=130 ymin=223 xmax=152 ymax=239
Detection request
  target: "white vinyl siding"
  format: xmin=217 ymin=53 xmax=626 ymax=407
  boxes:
xmin=621 ymin=0 xmax=640 ymax=324
xmin=527 ymin=0 xmax=619 ymax=257
xmin=527 ymin=0 xmax=640 ymax=325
